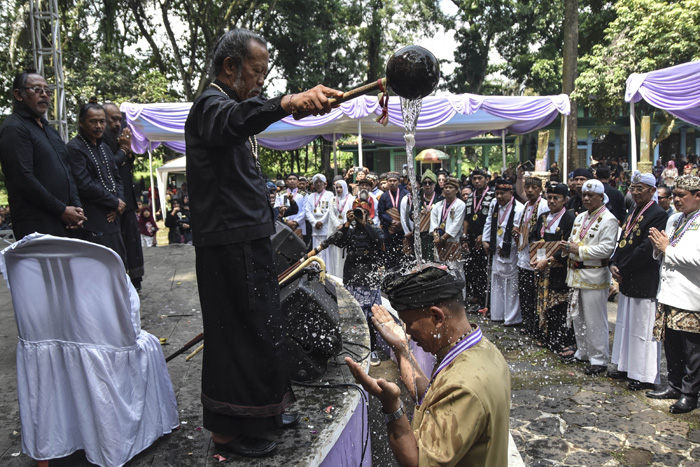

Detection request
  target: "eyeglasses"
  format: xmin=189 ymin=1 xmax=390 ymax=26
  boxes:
xmin=657 ymin=195 xmax=670 ymax=200
xmin=20 ymin=86 xmax=53 ymax=97
xmin=422 ymin=181 xmax=434 ymax=186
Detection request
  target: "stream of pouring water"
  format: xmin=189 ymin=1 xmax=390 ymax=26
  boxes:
xmin=399 ymin=96 xmax=424 ymax=403
xmin=400 ymin=97 xmax=424 ymax=269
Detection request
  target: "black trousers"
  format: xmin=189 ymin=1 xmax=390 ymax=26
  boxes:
xmin=196 ymin=238 xmax=295 ymax=435
xmin=465 ymin=247 xmax=488 ymax=305
xmin=519 ymin=268 xmax=538 ymax=335
xmin=120 ymin=210 xmax=144 ymax=283
xmin=543 ymin=300 xmax=576 ymax=352
xmin=665 ymin=328 xmax=700 ymax=397
xmin=383 ymin=231 xmax=403 ymax=270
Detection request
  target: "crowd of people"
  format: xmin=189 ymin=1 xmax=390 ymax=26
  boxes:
xmin=3 ymin=27 xmax=699 ymax=465
xmin=265 ymin=156 xmax=700 ymax=418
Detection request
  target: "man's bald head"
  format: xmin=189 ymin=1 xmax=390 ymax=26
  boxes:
xmin=102 ymin=102 xmax=122 ymax=135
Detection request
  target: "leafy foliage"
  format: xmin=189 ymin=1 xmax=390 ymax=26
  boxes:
xmin=574 ymin=0 xmax=700 ymax=123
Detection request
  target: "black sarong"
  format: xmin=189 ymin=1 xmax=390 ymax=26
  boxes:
xmin=196 ymin=237 xmax=295 ymax=435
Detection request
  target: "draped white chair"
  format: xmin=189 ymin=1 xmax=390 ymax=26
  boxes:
xmin=0 ymin=234 xmax=179 ymax=467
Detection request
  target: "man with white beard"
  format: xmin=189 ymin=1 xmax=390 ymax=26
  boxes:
xmin=304 ymin=174 xmax=334 ymax=265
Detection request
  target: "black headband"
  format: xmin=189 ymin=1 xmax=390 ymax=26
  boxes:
xmin=382 ymin=267 xmax=465 ymax=312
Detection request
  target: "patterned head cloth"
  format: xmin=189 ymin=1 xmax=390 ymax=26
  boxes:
xmin=312 ymin=173 xmax=327 ymax=184
xmin=471 ymin=167 xmax=488 ymax=177
xmin=524 ymin=176 xmax=542 ymax=187
xmin=421 ymin=169 xmax=437 ymax=184
xmin=631 ymin=170 xmax=656 ymax=187
xmin=582 ymin=179 xmax=609 ymax=204
xmin=386 ymin=171 xmax=400 ymax=180
xmin=494 ymin=178 xmax=513 ymax=191
xmin=352 ymin=195 xmax=375 ymax=218
xmin=675 ymin=174 xmax=700 ymax=192
xmin=382 ymin=266 xmax=465 ymax=312
xmin=443 ymin=176 xmax=460 ymax=189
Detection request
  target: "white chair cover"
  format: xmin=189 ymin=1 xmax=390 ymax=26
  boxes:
xmin=0 ymin=234 xmax=179 ymax=467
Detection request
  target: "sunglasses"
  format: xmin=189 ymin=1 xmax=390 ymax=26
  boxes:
xmin=422 ymin=181 xmax=434 ymax=186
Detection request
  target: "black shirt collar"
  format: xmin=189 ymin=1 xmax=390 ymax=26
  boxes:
xmin=15 ymin=107 xmax=48 ymax=126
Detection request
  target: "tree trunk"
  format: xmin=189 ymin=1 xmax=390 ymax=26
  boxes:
xmin=561 ymin=0 xmax=581 ymax=170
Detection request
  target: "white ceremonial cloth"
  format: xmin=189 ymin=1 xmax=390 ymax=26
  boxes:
xmin=483 ymin=198 xmax=524 ymax=277
xmin=611 ymin=294 xmax=661 ymax=384
xmin=571 ymin=288 xmax=610 ymax=366
xmin=0 ymin=234 xmax=179 ymax=467
xmin=490 ymin=272 xmax=521 ymax=325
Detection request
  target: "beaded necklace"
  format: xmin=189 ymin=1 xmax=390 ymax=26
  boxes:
xmin=209 ymin=82 xmax=260 ymax=165
xmin=670 ymin=209 xmax=700 ymax=247
xmin=79 ymin=134 xmax=116 ymax=193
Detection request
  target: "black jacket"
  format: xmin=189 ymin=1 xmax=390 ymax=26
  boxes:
xmin=530 ymin=209 xmax=576 ymax=291
xmin=609 ymin=202 xmax=667 ymax=298
xmin=0 ymin=109 xmax=81 ymax=239
xmin=336 ymin=221 xmax=385 ymax=288
xmin=67 ymin=135 xmax=124 ymax=235
xmin=185 ymin=80 xmax=286 ymax=247
xmin=604 ymin=182 xmax=626 ymax=224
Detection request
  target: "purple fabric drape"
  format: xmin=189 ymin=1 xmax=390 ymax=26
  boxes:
xmin=121 ymin=93 xmax=570 ymax=154
xmin=625 ymin=60 xmax=700 ymax=126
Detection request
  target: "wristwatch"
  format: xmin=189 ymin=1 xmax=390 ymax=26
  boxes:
xmin=383 ymin=401 xmax=405 ymax=425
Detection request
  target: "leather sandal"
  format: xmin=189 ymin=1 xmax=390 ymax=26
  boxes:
xmin=214 ymin=435 xmax=277 ymax=457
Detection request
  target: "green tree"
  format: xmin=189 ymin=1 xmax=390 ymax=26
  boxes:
xmin=574 ymin=0 xmax=700 ymax=123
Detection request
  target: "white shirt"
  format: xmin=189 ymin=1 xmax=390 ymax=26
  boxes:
xmin=430 ymin=197 xmax=466 ymax=240
xmin=483 ymin=198 xmax=524 ymax=271
xmin=275 ymin=188 xmax=306 ymax=234
xmin=304 ymin=190 xmax=335 ymax=236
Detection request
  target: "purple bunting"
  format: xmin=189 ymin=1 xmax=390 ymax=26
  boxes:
xmin=626 ymin=60 xmax=700 ymax=126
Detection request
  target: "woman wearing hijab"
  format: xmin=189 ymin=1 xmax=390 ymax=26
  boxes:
xmin=327 ymin=179 xmax=355 ymax=278
xmin=663 ymin=160 xmax=678 ymax=188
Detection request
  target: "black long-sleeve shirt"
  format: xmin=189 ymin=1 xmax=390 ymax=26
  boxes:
xmin=0 ymin=109 xmax=81 ymax=239
xmin=67 ymin=134 xmax=124 ymax=235
xmin=336 ymin=221 xmax=385 ymax=288
xmin=185 ymin=80 xmax=287 ymax=247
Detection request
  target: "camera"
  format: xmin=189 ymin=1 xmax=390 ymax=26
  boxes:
xmin=352 ymin=207 xmax=365 ymax=220
xmin=354 ymin=166 xmax=364 ymax=174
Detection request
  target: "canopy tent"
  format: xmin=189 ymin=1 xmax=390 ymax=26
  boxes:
xmin=121 ymin=93 xmax=570 ymax=213
xmin=625 ymin=60 xmax=700 ymax=172
xmin=155 ymin=156 xmax=186 ymax=211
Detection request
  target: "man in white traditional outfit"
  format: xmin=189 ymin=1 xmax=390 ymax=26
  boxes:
xmin=276 ymin=173 xmax=306 ymax=238
xmin=304 ymin=174 xmax=334 ymax=265
xmin=327 ymin=179 xmax=354 ymax=278
xmin=608 ymin=171 xmax=667 ymax=390
xmin=517 ymin=175 xmax=549 ymax=337
xmin=648 ymin=174 xmax=700 ymax=414
xmin=560 ymin=179 xmax=618 ymax=375
xmin=430 ymin=176 xmax=465 ymax=286
xmin=483 ymin=178 xmax=524 ymax=325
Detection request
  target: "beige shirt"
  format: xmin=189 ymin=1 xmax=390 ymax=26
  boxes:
xmin=412 ymin=331 xmax=511 ymax=467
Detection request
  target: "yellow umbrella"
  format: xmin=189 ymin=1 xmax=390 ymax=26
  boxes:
xmin=415 ymin=148 xmax=450 ymax=163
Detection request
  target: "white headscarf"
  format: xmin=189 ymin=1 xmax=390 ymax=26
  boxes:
xmin=312 ymin=174 xmax=327 ymax=184
xmin=582 ymin=179 xmax=610 ymax=204
xmin=335 ymin=180 xmax=349 ymax=207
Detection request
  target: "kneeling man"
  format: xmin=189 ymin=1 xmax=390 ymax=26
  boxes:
xmin=346 ymin=267 xmax=511 ymax=466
